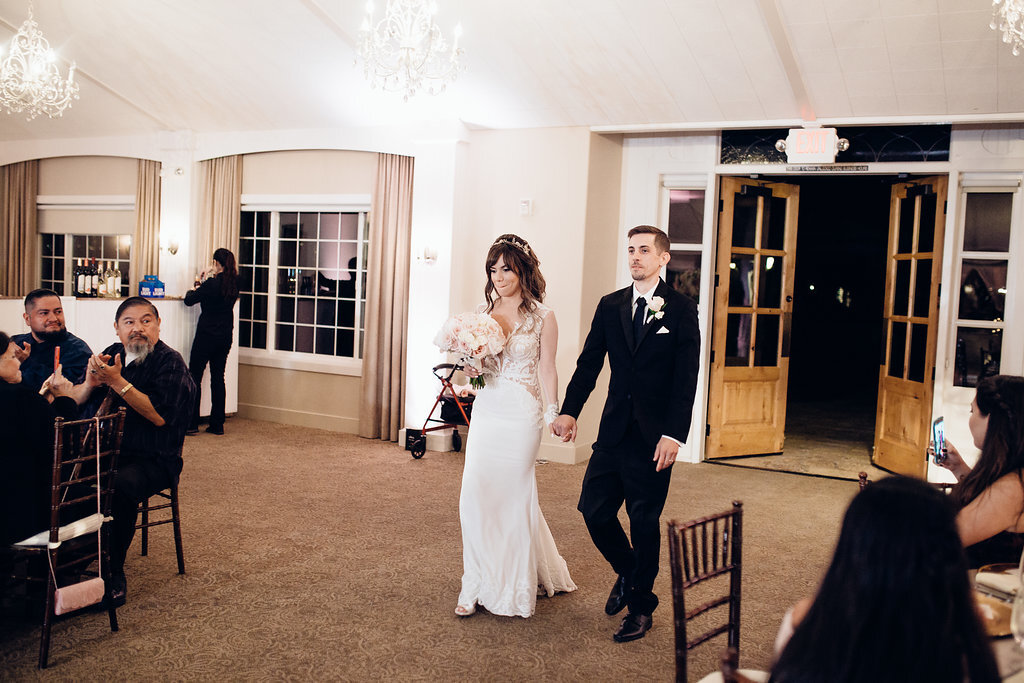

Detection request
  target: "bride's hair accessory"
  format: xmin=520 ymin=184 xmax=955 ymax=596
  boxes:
xmin=494 ymin=236 xmax=531 ymax=256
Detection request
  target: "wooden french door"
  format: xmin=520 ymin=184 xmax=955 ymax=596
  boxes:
xmin=873 ymin=176 xmax=947 ymax=476
xmin=706 ymin=178 xmax=800 ymax=459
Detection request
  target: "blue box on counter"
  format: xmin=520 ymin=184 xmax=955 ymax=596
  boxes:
xmin=139 ymin=275 xmax=165 ymax=298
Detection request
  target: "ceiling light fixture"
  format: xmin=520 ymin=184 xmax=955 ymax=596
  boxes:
xmin=992 ymin=0 xmax=1024 ymax=56
xmin=0 ymin=1 xmax=78 ymax=120
xmin=357 ymin=0 xmax=463 ymax=101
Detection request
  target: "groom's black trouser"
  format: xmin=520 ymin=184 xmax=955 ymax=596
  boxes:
xmin=578 ymin=419 xmax=673 ymax=616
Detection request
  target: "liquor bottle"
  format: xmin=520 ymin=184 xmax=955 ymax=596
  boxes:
xmin=113 ymin=262 xmax=122 ymax=297
xmin=89 ymin=259 xmax=98 ymax=297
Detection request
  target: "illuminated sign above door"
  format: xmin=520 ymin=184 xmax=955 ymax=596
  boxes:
xmin=779 ymin=128 xmax=842 ymax=164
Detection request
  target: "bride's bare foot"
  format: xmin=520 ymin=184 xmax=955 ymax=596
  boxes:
xmin=455 ymin=603 xmax=476 ymax=617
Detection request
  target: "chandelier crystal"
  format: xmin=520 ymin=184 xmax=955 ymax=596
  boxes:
xmin=357 ymin=0 xmax=463 ymax=101
xmin=992 ymin=0 xmax=1024 ymax=56
xmin=0 ymin=2 xmax=78 ymax=120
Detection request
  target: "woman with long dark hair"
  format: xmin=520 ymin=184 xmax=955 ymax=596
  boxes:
xmin=936 ymin=374 xmax=1024 ymax=566
xmin=184 ymin=248 xmax=239 ymax=435
xmin=453 ymin=233 xmax=576 ymax=618
xmin=771 ymin=475 xmax=1000 ymax=683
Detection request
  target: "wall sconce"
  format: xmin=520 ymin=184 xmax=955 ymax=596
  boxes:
xmin=416 ymin=246 xmax=437 ymax=265
xmin=160 ymin=234 xmax=180 ymax=256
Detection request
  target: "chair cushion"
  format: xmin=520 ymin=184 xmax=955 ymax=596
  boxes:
xmin=12 ymin=513 xmax=112 ymax=549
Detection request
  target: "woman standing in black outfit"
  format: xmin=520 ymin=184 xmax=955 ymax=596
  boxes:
xmin=185 ymin=248 xmax=238 ymax=435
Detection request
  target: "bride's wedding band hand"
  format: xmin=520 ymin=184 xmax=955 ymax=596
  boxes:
xmin=551 ymin=415 xmax=577 ymax=442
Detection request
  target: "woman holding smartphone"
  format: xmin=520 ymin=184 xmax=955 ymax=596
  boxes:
xmin=934 ymin=374 xmax=1024 ymax=567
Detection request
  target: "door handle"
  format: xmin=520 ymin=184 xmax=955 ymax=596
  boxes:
xmin=785 ymin=295 xmax=793 ymax=303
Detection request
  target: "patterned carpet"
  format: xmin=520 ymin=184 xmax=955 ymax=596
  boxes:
xmin=0 ymin=418 xmax=856 ymax=681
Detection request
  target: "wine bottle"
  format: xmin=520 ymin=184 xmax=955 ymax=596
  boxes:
xmin=97 ymin=260 xmax=108 ymax=297
xmin=103 ymin=261 xmax=114 ymax=297
xmin=113 ymin=262 xmax=122 ymax=296
xmin=89 ymin=259 xmax=99 ymax=297
xmin=74 ymin=259 xmax=84 ymax=296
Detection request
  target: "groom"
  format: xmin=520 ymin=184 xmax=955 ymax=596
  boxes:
xmin=552 ymin=225 xmax=700 ymax=642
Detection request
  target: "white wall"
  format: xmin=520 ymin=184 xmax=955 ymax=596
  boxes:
xmin=445 ymin=127 xmax=623 ymax=463
xmin=618 ymin=134 xmax=718 ymax=463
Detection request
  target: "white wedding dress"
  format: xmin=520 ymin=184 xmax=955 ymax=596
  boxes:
xmin=457 ymin=303 xmax=577 ymax=617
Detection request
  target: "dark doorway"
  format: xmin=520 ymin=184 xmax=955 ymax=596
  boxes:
xmin=784 ymin=175 xmax=893 ymax=474
xmin=713 ymin=175 xmax=897 ymax=478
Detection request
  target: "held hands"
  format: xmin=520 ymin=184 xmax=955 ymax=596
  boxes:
xmin=653 ymin=437 xmax=679 ymax=472
xmin=551 ymin=415 xmax=577 ymax=442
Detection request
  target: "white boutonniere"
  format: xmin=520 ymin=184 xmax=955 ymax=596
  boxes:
xmin=646 ymin=296 xmax=666 ymax=322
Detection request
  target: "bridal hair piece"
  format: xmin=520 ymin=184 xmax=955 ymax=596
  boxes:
xmin=493 ymin=236 xmax=531 ymax=256
xmin=484 ymin=233 xmax=546 ymax=314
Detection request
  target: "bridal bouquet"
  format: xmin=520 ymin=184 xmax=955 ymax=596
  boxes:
xmin=434 ymin=312 xmax=506 ymax=389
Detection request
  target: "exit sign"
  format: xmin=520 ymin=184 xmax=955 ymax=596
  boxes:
xmin=784 ymin=128 xmax=839 ymax=164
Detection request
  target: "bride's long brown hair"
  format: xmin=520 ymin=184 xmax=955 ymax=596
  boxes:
xmin=483 ymin=234 xmax=545 ymax=315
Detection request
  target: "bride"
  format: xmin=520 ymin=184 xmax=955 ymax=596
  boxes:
xmin=455 ymin=233 xmax=577 ymax=618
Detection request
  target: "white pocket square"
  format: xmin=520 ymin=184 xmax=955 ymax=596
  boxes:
xmin=656 ymin=326 xmax=669 ymax=334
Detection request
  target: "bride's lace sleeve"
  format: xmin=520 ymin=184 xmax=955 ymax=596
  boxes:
xmin=536 ymin=306 xmax=559 ymax=425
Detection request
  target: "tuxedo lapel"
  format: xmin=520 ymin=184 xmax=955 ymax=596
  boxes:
xmin=634 ymin=279 xmax=669 ymax=351
xmin=619 ymin=288 xmax=635 ymax=350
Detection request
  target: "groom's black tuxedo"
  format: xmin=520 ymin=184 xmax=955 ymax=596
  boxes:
xmin=561 ymin=278 xmax=700 ymax=616
xmin=561 ymin=279 xmax=700 ymax=447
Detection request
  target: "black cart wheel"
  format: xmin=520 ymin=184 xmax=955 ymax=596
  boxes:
xmin=410 ymin=435 xmax=426 ymax=459
xmin=451 ymin=430 xmax=462 ymax=452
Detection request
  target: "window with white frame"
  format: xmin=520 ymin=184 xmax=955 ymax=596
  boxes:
xmin=952 ymin=190 xmax=1012 ymax=387
xmin=238 ymin=208 xmax=369 ymax=365
xmin=40 ymin=233 xmax=131 ymax=296
xmin=664 ymin=186 xmax=705 ymax=303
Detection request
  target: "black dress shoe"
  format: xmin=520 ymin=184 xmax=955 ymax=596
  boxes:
xmin=106 ymin=572 xmax=127 ymax=608
xmin=605 ymin=574 xmax=629 ymax=616
xmin=205 ymin=425 xmax=224 ymax=435
xmin=613 ymin=612 xmax=652 ymax=642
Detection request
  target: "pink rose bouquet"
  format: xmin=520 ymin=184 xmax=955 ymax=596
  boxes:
xmin=434 ymin=312 xmax=506 ymax=389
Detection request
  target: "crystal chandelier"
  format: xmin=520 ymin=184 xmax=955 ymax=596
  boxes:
xmin=992 ymin=0 xmax=1024 ymax=56
xmin=358 ymin=0 xmax=463 ymax=101
xmin=0 ymin=2 xmax=78 ymax=120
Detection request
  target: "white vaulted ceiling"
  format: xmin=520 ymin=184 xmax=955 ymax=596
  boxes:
xmin=0 ymin=0 xmax=1021 ymax=142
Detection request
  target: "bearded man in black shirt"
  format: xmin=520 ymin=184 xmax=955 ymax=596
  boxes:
xmin=67 ymin=297 xmax=196 ymax=606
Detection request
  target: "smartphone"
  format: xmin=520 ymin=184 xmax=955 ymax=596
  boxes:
xmin=931 ymin=416 xmax=946 ymax=464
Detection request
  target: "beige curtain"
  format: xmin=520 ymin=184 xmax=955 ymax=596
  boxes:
xmin=359 ymin=153 xmax=414 ymax=441
xmin=0 ymin=160 xmax=39 ymax=296
xmin=196 ymin=155 xmax=243 ymax=267
xmin=131 ymin=159 xmax=162 ymax=285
